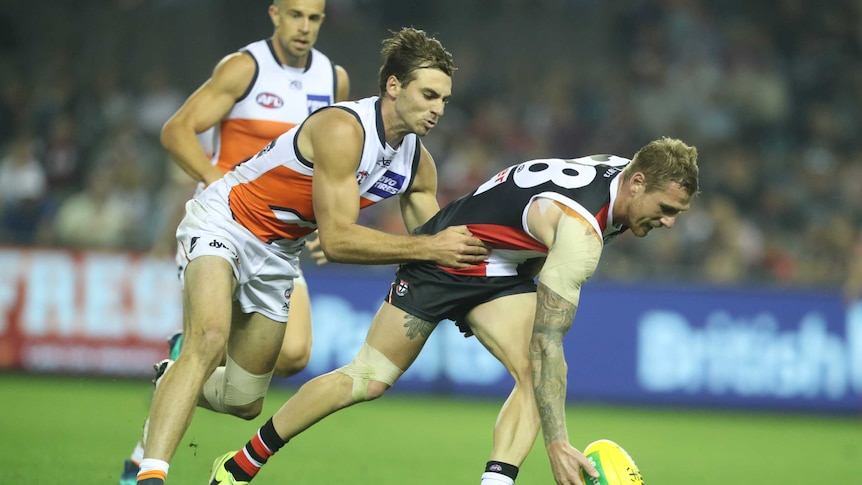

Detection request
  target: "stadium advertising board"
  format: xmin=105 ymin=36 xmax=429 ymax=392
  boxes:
xmin=300 ymin=271 xmax=862 ymax=413
xmin=1 ymin=248 xmax=859 ymax=413
xmin=0 ymin=248 xmax=181 ymax=376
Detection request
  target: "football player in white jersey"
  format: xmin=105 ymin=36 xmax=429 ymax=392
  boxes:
xmin=135 ymin=27 xmax=489 ymax=485
xmin=209 ymin=138 xmax=699 ymax=485
xmin=120 ymin=0 xmax=350 ymax=483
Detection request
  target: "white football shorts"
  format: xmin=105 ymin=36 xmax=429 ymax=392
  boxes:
xmin=176 ymin=197 xmax=304 ymax=323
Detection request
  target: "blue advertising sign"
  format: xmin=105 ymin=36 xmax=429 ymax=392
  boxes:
xmin=574 ymin=283 xmax=862 ymax=413
xmin=7 ymin=248 xmax=855 ymax=412
xmin=294 ymin=267 xmax=862 ymax=414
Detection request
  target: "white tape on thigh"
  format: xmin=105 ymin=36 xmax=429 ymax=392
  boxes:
xmin=336 ymin=342 xmax=404 ymax=401
xmin=222 ymin=355 xmax=274 ymax=407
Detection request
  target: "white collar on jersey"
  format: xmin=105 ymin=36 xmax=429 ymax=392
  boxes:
xmin=607 ymin=172 xmax=622 ymax=230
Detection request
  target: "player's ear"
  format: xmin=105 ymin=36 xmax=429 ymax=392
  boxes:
xmin=268 ymin=4 xmax=279 ymax=27
xmin=629 ymin=172 xmax=646 ymax=195
xmin=385 ymin=75 xmax=401 ymax=98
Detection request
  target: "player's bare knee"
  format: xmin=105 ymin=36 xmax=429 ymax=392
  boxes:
xmin=186 ymin=328 xmax=229 ymax=362
xmin=336 ymin=343 xmax=403 ymax=403
xmin=509 ymin=360 xmax=534 ymax=385
xmin=274 ymin=344 xmax=312 ymax=377
xmin=273 ymin=358 xmax=304 ymax=378
xmin=180 ymin=337 xmax=226 ymax=371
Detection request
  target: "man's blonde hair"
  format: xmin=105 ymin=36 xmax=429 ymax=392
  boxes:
xmin=624 ymin=137 xmax=700 ymax=196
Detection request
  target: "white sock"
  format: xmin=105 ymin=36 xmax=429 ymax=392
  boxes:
xmin=481 ymin=471 xmax=515 ymax=485
xmin=130 ymin=440 xmax=145 ymax=464
xmin=138 ymin=458 xmax=169 ymax=476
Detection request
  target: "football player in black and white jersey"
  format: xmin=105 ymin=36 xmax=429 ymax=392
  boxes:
xmin=213 ymin=137 xmax=699 ymax=485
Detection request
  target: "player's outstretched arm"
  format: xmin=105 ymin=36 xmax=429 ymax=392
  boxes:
xmin=530 ymin=282 xmax=598 ymax=485
xmin=308 ymin=110 xmax=488 ymax=267
xmin=531 ymin=211 xmax=603 ymax=484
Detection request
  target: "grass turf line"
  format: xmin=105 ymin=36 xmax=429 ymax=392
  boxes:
xmin=0 ymin=373 xmax=859 ymax=484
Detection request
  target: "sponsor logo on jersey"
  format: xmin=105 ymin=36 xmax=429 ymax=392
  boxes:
xmin=395 ymin=279 xmax=409 ymax=296
xmin=189 ymin=236 xmax=199 ymax=253
xmin=473 ymin=167 xmax=512 ymax=196
xmin=493 ymin=167 xmax=510 ymax=183
xmin=368 ymin=170 xmax=406 ymax=199
xmin=208 ymin=239 xmax=240 ymax=265
xmin=290 ymin=80 xmax=302 ymax=90
xmin=307 ymin=94 xmax=332 ymax=114
xmin=377 ymin=157 xmax=392 ymax=168
xmin=256 ymin=92 xmax=284 ymax=108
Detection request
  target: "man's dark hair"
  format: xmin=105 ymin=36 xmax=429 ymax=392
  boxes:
xmin=377 ymin=27 xmax=455 ymax=95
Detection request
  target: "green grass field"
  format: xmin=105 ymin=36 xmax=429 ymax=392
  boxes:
xmin=1 ymin=373 xmax=860 ymax=484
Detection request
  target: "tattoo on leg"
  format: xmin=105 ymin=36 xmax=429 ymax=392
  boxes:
xmin=402 ymin=315 xmax=435 ymax=340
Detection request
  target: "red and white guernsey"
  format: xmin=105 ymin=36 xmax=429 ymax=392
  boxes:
xmin=197 ymin=96 xmax=421 ymax=245
xmin=417 ymin=155 xmax=631 ymax=276
xmin=208 ymin=39 xmax=339 ymax=173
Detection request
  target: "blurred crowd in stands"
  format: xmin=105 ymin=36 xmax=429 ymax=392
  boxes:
xmin=0 ymin=0 xmax=860 ymax=292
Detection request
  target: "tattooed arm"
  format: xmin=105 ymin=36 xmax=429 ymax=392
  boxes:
xmin=531 ymin=213 xmax=603 ymax=485
xmin=531 ymin=282 xmax=576 ymax=446
xmin=530 ymin=283 xmax=596 ymax=485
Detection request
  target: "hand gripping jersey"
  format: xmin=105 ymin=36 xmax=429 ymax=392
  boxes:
xmin=198 ymin=96 xmax=421 ymax=245
xmin=209 ymin=39 xmax=339 ymax=173
xmin=417 ymin=155 xmax=631 ymax=277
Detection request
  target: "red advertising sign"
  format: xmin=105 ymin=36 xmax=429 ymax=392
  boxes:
xmin=0 ymin=248 xmax=182 ymax=376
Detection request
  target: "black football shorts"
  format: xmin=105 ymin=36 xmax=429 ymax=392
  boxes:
xmin=384 ymin=262 xmax=537 ymax=336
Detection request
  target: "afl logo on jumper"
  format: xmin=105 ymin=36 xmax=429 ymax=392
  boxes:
xmin=256 ymin=92 xmax=284 ymax=108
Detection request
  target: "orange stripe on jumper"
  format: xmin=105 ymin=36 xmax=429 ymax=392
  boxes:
xmin=230 ymin=165 xmax=316 ymax=242
xmin=217 ymin=118 xmax=296 ymax=172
